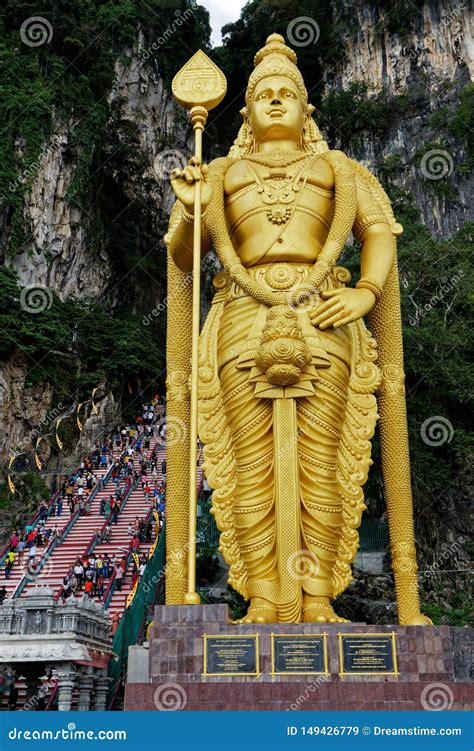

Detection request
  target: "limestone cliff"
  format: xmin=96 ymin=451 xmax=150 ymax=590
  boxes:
xmin=325 ymin=0 xmax=473 ymax=236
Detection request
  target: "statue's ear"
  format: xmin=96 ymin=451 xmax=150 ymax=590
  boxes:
xmin=240 ymin=106 xmax=248 ymax=119
xmin=307 ymin=103 xmax=315 ymax=116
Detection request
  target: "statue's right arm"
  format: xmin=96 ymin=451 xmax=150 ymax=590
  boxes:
xmin=168 ymin=206 xmax=210 ymax=273
xmin=167 ymin=157 xmax=213 ymax=273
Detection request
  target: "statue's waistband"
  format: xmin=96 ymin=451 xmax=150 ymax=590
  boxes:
xmin=213 ymin=263 xmax=352 ymax=303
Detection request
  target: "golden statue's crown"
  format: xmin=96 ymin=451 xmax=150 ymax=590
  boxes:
xmin=246 ymin=33 xmax=308 ymax=108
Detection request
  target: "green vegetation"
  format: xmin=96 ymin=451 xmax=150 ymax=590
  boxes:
xmin=0 ymin=471 xmax=50 ymax=514
xmin=422 ymin=598 xmax=473 ymax=627
xmin=450 ymin=83 xmax=474 ymax=177
xmin=318 ymin=83 xmax=393 ymax=147
xmin=0 ymin=266 xmax=165 ymax=399
xmin=0 ymin=0 xmax=210 ymax=254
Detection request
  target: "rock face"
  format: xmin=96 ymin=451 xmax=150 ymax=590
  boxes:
xmin=10 ymin=125 xmax=112 ymax=301
xmin=332 ymin=1 xmax=472 ymax=92
xmin=109 ymin=33 xmax=193 ymax=218
xmin=70 ymin=389 xmax=121 ymax=470
xmin=0 ymin=354 xmax=54 ymax=458
xmin=6 ymin=37 xmax=191 ymax=304
xmin=324 ymin=0 xmax=473 ymax=237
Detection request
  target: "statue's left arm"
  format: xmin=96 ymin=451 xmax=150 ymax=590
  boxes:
xmin=312 ymin=176 xmax=395 ymax=329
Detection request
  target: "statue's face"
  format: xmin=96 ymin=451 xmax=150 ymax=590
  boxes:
xmin=249 ymin=75 xmax=305 ymax=145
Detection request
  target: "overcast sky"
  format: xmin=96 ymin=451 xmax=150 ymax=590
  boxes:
xmin=199 ymin=0 xmax=245 ymax=46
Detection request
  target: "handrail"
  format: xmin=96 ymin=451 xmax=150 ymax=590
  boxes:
xmin=18 ymin=455 xmax=117 ymax=601
xmin=5 ymin=428 xmax=144 ymax=600
xmin=121 ymin=487 xmax=158 ymax=611
xmin=102 ymin=479 xmax=140 ymax=609
xmin=86 ymin=476 xmax=134 ymax=557
xmin=45 ymin=682 xmax=59 ymax=711
xmin=13 ymin=484 xmax=90 ymax=599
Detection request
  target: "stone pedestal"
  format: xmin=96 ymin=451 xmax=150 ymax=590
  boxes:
xmin=124 ymin=604 xmax=473 ymax=711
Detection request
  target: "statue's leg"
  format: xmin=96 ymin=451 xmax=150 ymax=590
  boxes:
xmin=297 ymin=350 xmax=351 ymax=623
xmin=218 ymin=298 xmax=278 ymax=622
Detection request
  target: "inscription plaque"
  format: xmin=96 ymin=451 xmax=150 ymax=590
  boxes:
xmin=203 ymin=634 xmax=259 ymax=677
xmin=271 ymin=633 xmax=328 ymax=675
xmin=339 ymin=632 xmax=398 ymax=676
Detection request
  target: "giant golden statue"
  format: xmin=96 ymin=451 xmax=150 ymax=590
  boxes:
xmin=165 ymin=34 xmax=430 ymax=626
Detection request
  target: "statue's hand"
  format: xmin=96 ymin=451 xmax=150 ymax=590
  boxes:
xmin=310 ymin=287 xmax=376 ymax=329
xmin=170 ymin=157 xmax=213 ymax=213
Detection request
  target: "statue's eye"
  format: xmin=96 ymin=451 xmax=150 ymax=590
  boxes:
xmin=286 ymin=91 xmax=294 ymax=97
xmin=257 ymin=92 xmax=267 ymax=99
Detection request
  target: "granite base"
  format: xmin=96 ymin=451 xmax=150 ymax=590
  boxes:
xmin=124 ymin=604 xmax=473 ymax=711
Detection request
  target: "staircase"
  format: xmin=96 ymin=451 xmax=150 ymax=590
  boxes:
xmin=17 ymin=434 xmax=167 ymax=623
xmin=102 ymin=437 xmax=165 ymax=617
xmin=20 ymin=462 xmax=113 ymax=599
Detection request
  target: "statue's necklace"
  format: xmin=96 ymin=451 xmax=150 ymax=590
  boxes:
xmin=245 ymin=149 xmax=310 ymax=168
xmin=244 ymin=155 xmax=313 ymax=225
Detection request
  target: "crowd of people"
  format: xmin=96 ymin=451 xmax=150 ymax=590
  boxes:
xmin=57 ymin=401 xmax=167 ymax=604
xmin=61 ymin=552 xmax=125 ymax=602
xmin=3 ymin=509 xmax=61 ymax=583
xmin=1 ymin=396 xmax=167 ymax=608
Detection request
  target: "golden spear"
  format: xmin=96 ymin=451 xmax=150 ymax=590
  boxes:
xmin=171 ymin=51 xmax=226 ymax=604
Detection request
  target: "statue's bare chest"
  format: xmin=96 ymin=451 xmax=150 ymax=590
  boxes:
xmin=223 ymin=157 xmax=335 ymax=227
